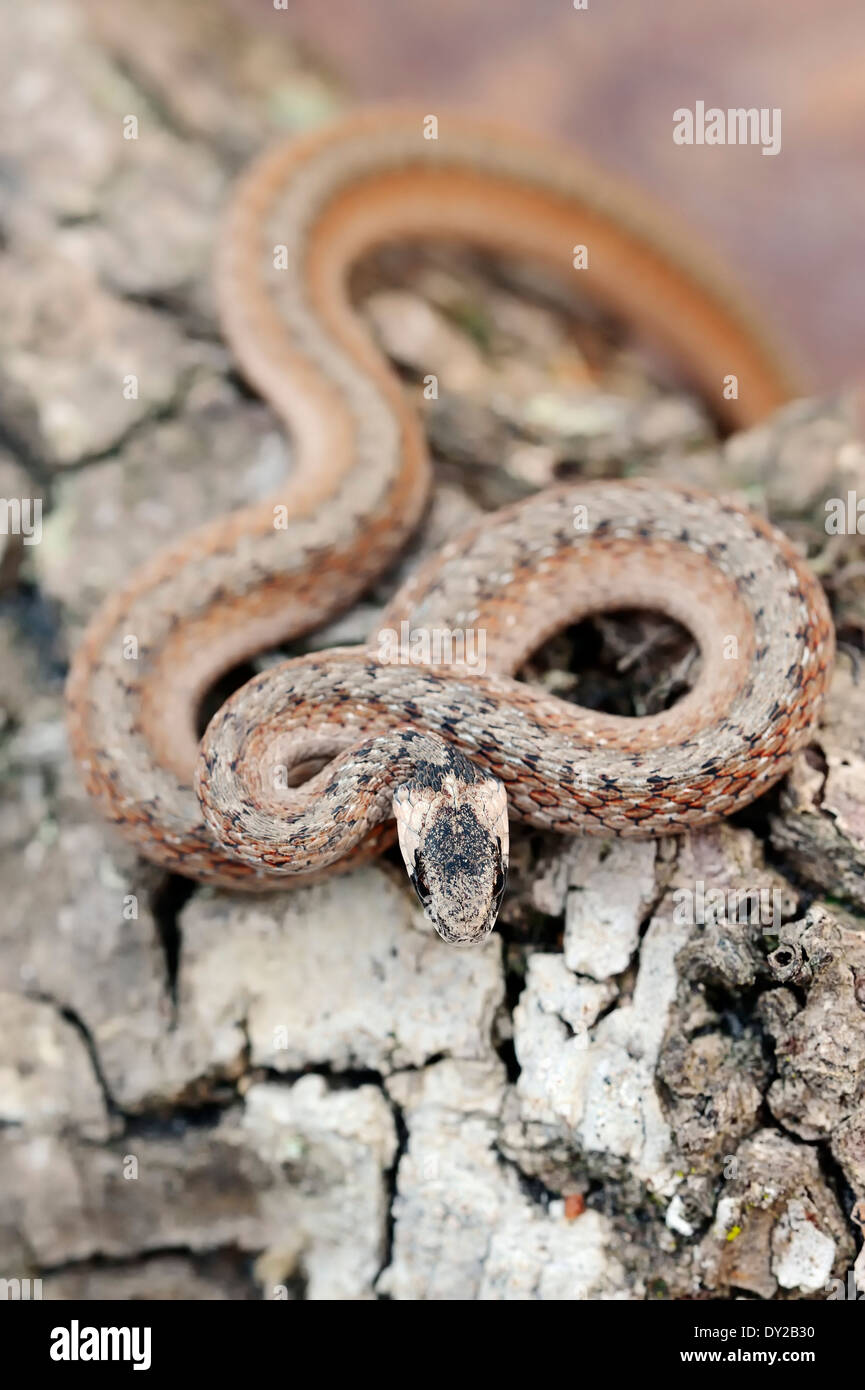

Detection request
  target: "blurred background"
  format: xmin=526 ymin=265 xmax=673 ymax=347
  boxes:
xmin=226 ymin=0 xmax=865 ymax=393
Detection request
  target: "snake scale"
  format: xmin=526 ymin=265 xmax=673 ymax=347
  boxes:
xmin=66 ymin=110 xmax=834 ymax=944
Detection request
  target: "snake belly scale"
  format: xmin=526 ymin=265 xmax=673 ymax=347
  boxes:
xmin=66 ymin=110 xmax=833 ymax=944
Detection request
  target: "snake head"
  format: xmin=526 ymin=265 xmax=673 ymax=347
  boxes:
xmin=393 ymin=755 xmax=509 ymax=946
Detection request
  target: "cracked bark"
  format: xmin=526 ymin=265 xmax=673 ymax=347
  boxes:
xmin=0 ymin=0 xmax=863 ymax=1300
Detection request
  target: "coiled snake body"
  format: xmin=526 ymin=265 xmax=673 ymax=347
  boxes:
xmin=67 ymin=111 xmax=834 ymax=944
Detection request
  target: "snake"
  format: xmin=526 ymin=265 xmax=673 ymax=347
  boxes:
xmin=66 ymin=109 xmax=834 ymax=945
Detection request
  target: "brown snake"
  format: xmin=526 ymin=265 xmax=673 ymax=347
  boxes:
xmin=66 ymin=110 xmax=834 ymax=945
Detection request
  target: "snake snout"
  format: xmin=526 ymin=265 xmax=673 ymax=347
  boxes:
xmin=393 ymin=761 xmax=509 ymax=946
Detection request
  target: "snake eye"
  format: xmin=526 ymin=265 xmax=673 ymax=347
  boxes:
xmin=492 ymin=845 xmax=508 ymax=911
xmin=492 ymin=865 xmax=507 ymax=906
xmin=411 ymin=853 xmax=432 ymax=908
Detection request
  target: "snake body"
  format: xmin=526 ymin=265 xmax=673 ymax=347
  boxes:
xmin=66 ymin=111 xmax=833 ymax=940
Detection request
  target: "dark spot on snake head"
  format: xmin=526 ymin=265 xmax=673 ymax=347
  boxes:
xmin=409 ymin=852 xmax=433 ymax=911
xmin=395 ymin=759 xmax=509 ymax=948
